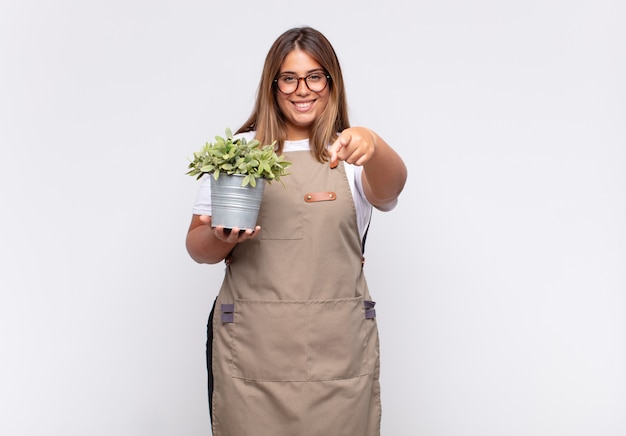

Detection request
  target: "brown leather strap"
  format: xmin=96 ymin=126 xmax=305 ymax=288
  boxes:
xmin=304 ymin=192 xmax=337 ymax=203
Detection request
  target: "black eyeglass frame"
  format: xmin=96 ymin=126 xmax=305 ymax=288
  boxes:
xmin=273 ymin=70 xmax=331 ymax=95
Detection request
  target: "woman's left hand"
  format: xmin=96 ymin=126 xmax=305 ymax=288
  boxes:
xmin=328 ymin=127 xmax=376 ymax=167
xmin=329 ymin=126 xmax=407 ymax=209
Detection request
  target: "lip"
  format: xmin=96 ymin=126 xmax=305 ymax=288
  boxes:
xmin=291 ymin=99 xmax=315 ymax=113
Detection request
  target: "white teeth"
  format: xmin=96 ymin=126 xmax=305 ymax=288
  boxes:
xmin=295 ymin=102 xmax=312 ymax=109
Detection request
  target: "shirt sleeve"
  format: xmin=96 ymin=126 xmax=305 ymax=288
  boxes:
xmin=352 ymin=165 xmax=398 ymax=212
xmin=342 ymin=164 xmax=371 ymax=241
xmin=192 ymin=175 xmax=212 ymax=216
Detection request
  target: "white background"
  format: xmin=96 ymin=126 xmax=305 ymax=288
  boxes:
xmin=1 ymin=1 xmax=625 ymax=435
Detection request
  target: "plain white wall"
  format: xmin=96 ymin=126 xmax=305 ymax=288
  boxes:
xmin=1 ymin=1 xmax=624 ymax=435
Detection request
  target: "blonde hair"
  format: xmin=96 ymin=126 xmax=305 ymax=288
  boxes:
xmin=236 ymin=27 xmax=350 ymax=163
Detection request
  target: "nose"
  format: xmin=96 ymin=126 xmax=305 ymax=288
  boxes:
xmin=295 ymin=77 xmax=309 ymax=94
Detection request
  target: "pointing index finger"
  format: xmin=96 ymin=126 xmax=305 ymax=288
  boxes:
xmin=328 ymin=136 xmax=340 ymax=165
xmin=329 ymin=133 xmax=350 ymax=168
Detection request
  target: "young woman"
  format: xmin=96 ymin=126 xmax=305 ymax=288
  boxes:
xmin=186 ymin=26 xmax=407 ymax=436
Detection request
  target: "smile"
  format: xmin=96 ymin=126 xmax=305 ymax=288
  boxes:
xmin=292 ymin=100 xmax=314 ymax=111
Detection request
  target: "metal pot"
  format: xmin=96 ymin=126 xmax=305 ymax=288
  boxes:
xmin=210 ymin=174 xmax=266 ymax=230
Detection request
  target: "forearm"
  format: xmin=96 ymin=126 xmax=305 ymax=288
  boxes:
xmin=362 ymin=133 xmax=407 ymax=207
xmin=186 ymin=216 xmax=236 ymax=264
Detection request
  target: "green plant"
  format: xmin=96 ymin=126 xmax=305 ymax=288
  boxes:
xmin=186 ymin=128 xmax=291 ymax=187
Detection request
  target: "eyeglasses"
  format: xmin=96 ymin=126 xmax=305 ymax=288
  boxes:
xmin=274 ymin=70 xmax=331 ymax=94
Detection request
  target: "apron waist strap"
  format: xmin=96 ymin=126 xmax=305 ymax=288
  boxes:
xmin=221 ymin=304 xmax=235 ymax=323
xmin=221 ymin=301 xmax=376 ymax=323
xmin=364 ymin=300 xmax=376 ymax=319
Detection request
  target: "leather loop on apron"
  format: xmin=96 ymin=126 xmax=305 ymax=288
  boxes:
xmin=304 ymin=191 xmax=336 ymax=202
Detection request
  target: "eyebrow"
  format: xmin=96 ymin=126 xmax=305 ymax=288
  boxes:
xmin=278 ymin=68 xmax=326 ymax=76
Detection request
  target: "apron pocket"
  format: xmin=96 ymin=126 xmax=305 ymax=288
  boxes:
xmin=259 ymin=181 xmax=303 ymax=240
xmin=231 ymin=297 xmax=370 ymax=382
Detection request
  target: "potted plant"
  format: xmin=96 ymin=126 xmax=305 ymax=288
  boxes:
xmin=186 ymin=128 xmax=291 ymax=230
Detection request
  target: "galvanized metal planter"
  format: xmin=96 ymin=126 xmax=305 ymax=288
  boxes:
xmin=210 ymin=174 xmax=266 ymax=230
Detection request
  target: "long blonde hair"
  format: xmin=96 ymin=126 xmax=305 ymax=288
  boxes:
xmin=236 ymin=27 xmax=350 ymax=163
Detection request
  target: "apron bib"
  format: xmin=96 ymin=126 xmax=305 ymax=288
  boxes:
xmin=209 ymin=151 xmax=381 ymax=436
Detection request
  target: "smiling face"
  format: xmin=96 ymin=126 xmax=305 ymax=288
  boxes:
xmin=275 ymin=49 xmax=330 ymax=140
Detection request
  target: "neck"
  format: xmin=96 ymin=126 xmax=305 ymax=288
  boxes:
xmin=285 ymin=125 xmax=310 ymax=141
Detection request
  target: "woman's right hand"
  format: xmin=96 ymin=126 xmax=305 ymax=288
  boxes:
xmin=212 ymin=220 xmax=262 ymax=244
xmin=186 ymin=214 xmax=261 ymax=264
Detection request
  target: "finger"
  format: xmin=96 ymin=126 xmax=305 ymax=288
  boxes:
xmin=242 ymin=226 xmax=261 ymax=239
xmin=348 ymin=148 xmax=371 ymax=166
xmin=245 ymin=226 xmax=261 ymax=235
xmin=329 ymin=133 xmax=351 ymax=165
xmin=228 ymin=227 xmax=241 ymax=241
xmin=215 ymin=225 xmax=240 ymax=242
xmin=355 ymin=154 xmax=369 ymax=166
xmin=328 ymin=137 xmax=341 ymax=164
